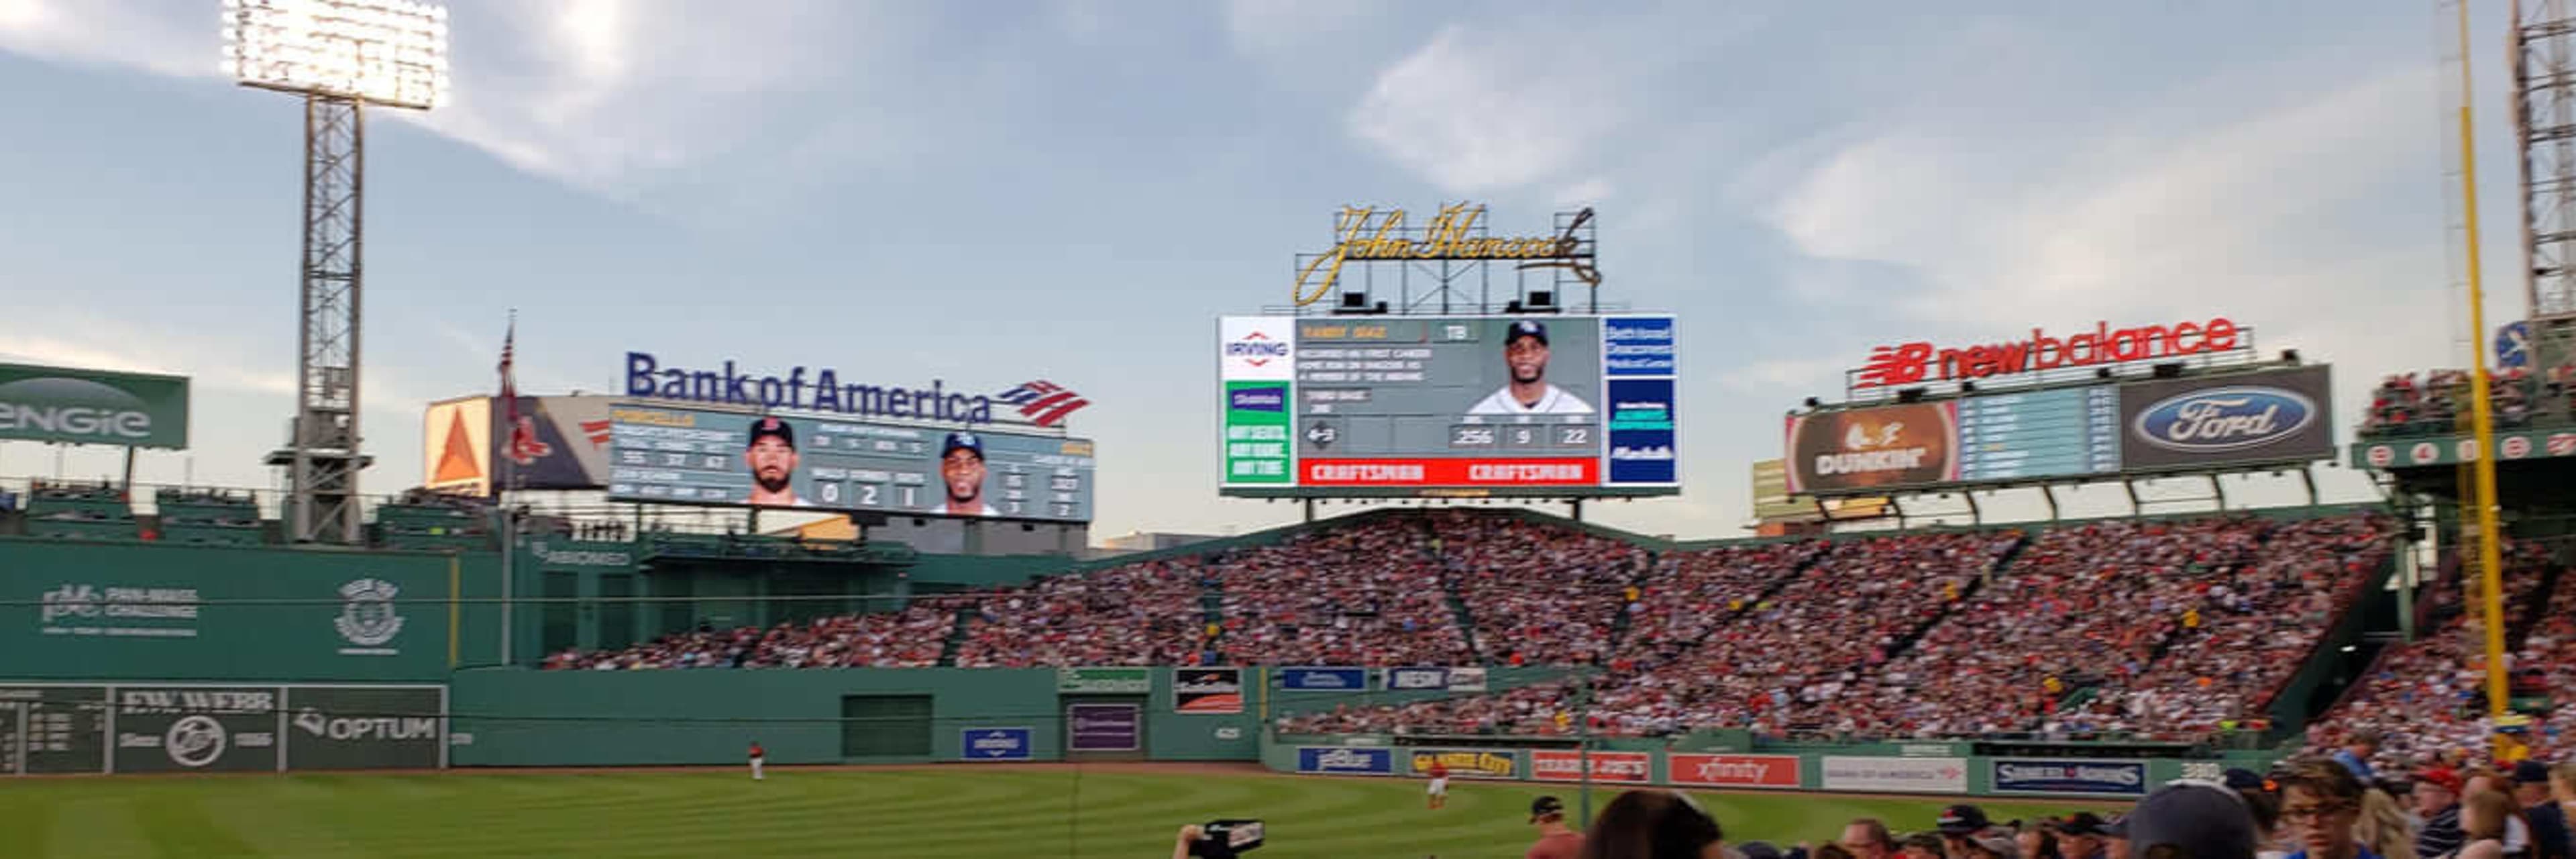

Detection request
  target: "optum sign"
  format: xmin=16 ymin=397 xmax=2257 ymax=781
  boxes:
xmin=0 ymin=363 xmax=189 ymax=448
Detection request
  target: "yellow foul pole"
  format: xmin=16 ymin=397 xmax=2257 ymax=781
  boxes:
xmin=2454 ymin=0 xmax=2512 ymax=725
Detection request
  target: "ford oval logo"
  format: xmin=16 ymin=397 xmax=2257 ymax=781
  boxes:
xmin=2132 ymin=386 xmax=2316 ymax=453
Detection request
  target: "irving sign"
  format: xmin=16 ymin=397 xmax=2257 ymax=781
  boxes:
xmin=1292 ymin=203 xmax=1595 ymax=306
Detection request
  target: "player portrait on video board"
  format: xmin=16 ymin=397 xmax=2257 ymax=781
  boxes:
xmin=1468 ymin=319 xmax=1595 ymax=415
xmin=743 ymin=416 xmax=813 ymax=507
xmin=940 ymin=431 xmax=1002 ymax=517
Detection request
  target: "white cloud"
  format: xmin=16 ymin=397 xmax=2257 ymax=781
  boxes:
xmin=1347 ymin=26 xmax=1609 ymax=195
xmin=0 ymin=0 xmax=207 ymax=81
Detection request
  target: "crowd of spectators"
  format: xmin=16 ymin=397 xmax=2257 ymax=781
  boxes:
xmin=1431 ymin=511 xmax=1655 ymax=667
xmin=2306 ymin=539 xmax=2567 ymax=768
xmin=2363 ymin=365 xmax=2576 ymax=436
xmin=543 ymin=600 xmax=963 ymax=670
xmin=1206 ymin=517 xmax=1476 ymax=666
xmin=952 ymin=558 xmax=1210 ymax=668
xmin=1275 ymin=681 xmax=1578 ymax=736
xmin=1578 ymin=530 xmax=2024 ymax=736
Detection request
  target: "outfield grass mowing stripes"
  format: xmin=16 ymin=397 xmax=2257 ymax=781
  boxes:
xmin=0 ymin=767 xmax=2115 ymax=858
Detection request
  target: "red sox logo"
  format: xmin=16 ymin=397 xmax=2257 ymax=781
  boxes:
xmin=2410 ymin=442 xmax=2438 ymax=465
xmin=2502 ymin=436 xmax=2532 ymax=460
xmin=2367 ymin=446 xmax=2395 ymax=468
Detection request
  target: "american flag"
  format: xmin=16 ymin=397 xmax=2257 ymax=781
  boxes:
xmin=994 ymin=380 xmax=1091 ymax=427
xmin=498 ymin=315 xmax=551 ymax=470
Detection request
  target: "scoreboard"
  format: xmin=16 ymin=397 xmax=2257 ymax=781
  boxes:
xmin=1219 ymin=314 xmax=1680 ymax=497
xmin=1787 ymin=365 xmax=2336 ymax=494
xmin=606 ymin=403 xmax=1097 ymax=522
xmin=1955 ymin=386 xmax=2121 ymax=483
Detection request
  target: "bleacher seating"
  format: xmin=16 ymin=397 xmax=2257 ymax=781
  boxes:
xmin=152 ymin=487 xmax=262 ymax=546
xmin=22 ymin=481 xmax=140 ymax=542
xmin=373 ymin=492 xmax=492 ymax=551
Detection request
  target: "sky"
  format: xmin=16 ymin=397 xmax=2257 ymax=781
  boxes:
xmin=0 ymin=0 xmax=2534 ymax=542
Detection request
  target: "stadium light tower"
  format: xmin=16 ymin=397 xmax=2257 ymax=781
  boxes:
xmin=225 ymin=0 xmax=449 ymax=544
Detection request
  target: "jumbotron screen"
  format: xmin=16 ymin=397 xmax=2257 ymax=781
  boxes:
xmin=605 ymin=403 xmax=1097 ymax=522
xmin=1218 ymin=314 xmax=1680 ymax=497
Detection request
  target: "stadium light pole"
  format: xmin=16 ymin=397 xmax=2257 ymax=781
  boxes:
xmin=2449 ymin=0 xmax=2513 ymax=734
xmin=225 ymin=0 xmax=451 ymax=544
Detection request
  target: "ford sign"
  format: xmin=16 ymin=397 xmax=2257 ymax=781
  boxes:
xmin=2131 ymin=385 xmax=2315 ymax=453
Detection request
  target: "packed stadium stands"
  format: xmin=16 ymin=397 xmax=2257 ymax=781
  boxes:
xmin=2361 ymin=366 xmax=2576 ymax=435
xmin=2301 ymin=539 xmax=2566 ymax=768
xmin=529 ymin=507 xmax=2445 ymax=748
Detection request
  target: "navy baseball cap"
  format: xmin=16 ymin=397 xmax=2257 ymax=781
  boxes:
xmin=1506 ymin=319 xmax=1548 ymax=346
xmin=1530 ymin=796 xmax=1566 ymax=822
xmin=2123 ymin=782 xmax=2257 ymax=859
xmin=1939 ymin=805 xmax=1994 ymax=835
xmin=2514 ymin=760 xmax=2552 ymax=784
xmin=746 ymin=417 xmax=795 ymax=449
xmin=942 ymin=431 xmax=985 ymax=460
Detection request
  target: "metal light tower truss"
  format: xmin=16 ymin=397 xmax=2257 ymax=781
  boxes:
xmin=225 ymin=0 xmax=447 ymax=544
xmin=2515 ymin=0 xmax=2576 ymax=372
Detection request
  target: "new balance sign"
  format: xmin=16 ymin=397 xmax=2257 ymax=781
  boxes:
xmin=1990 ymin=759 xmax=2147 ymax=797
xmin=1820 ymin=756 xmax=1968 ymax=794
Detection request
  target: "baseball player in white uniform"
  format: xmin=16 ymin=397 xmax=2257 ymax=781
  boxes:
xmin=1469 ymin=319 xmax=1595 ymax=415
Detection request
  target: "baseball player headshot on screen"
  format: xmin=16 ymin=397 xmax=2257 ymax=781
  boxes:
xmin=941 ymin=432 xmax=1002 ymax=517
xmin=1469 ymin=319 xmax=1595 ymax=415
xmin=743 ymin=417 xmax=813 ymax=507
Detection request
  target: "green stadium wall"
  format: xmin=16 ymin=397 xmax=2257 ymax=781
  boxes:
xmin=0 ymin=538 xmax=504 ymax=682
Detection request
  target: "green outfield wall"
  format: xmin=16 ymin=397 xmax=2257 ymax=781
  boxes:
xmin=0 ymin=538 xmax=505 ymax=681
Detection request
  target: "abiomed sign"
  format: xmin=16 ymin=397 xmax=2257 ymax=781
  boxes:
xmin=0 ymin=362 xmax=190 ymax=448
xmin=1292 ymin=203 xmax=1594 ymax=306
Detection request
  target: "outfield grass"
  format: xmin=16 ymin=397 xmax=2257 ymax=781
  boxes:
xmin=0 ymin=766 xmax=2115 ymax=858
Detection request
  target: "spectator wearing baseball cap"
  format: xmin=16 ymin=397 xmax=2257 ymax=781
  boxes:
xmin=2054 ymin=814 xmax=2112 ymax=859
xmin=2511 ymin=761 xmax=2570 ymax=859
xmin=1528 ymin=795 xmax=1585 ymax=859
xmin=2417 ymin=768 xmax=2469 ymax=859
xmin=1942 ymin=806 xmax=1998 ymax=857
xmin=2126 ymin=780 xmax=2263 ymax=859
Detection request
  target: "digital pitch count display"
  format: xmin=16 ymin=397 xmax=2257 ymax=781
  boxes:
xmin=606 ymin=404 xmax=1096 ymax=522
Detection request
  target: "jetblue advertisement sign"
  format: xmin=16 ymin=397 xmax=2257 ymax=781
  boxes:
xmin=625 ymin=352 xmax=994 ymax=425
xmin=1296 ymin=746 xmax=1394 ymax=775
xmin=960 ymin=727 xmax=1032 ymax=762
xmin=1276 ymin=667 xmax=1371 ymax=691
xmin=1990 ymin=758 xmax=2148 ymax=797
xmin=2116 ymin=366 xmax=2331 ymax=470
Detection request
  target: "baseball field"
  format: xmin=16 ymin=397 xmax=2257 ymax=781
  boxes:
xmin=0 ymin=763 xmax=2115 ymax=858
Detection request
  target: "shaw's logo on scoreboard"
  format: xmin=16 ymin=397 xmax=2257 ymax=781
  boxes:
xmin=625 ymin=352 xmax=995 ymax=425
xmin=2131 ymin=386 xmax=2315 ymax=454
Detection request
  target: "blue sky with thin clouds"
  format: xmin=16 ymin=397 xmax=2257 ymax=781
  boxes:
xmin=0 ymin=1 xmax=2530 ymax=540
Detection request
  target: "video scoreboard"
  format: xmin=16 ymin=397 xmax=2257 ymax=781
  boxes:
xmin=606 ymin=403 xmax=1097 ymax=523
xmin=1955 ymin=386 xmax=2121 ymax=483
xmin=1786 ymin=365 xmax=2334 ymax=494
xmin=1218 ymin=314 xmax=1680 ymax=497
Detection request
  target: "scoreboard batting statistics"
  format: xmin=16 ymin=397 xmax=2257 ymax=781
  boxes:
xmin=606 ymin=403 xmax=1097 ymax=522
xmin=1219 ymin=314 xmax=1680 ymax=497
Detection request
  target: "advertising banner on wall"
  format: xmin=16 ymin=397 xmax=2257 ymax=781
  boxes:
xmin=422 ymin=397 xmax=492 ymax=496
xmin=1385 ymin=667 xmax=1488 ymax=692
xmin=1784 ymin=402 xmax=1959 ymax=493
xmin=1406 ymin=748 xmax=1521 ymax=780
xmin=111 ymin=686 xmax=280 ymax=773
xmin=1529 ymin=750 xmax=1651 ymax=783
xmin=1057 ymin=668 xmax=1152 ymax=694
xmin=960 ymin=727 xmax=1033 ymax=761
xmin=1174 ymin=668 xmax=1244 ymax=715
xmin=280 ymin=686 xmax=445 ymax=770
xmin=0 ymin=362 xmax=190 ymax=449
xmin=493 ymin=396 xmax=615 ymax=490
xmin=1667 ymin=753 xmax=1803 ymax=789
xmin=1066 ymin=703 xmax=1140 ymax=752
xmin=2115 ymin=366 xmax=2332 ymax=471
xmin=1295 ymin=746 xmax=1394 ymax=775
xmin=1990 ymin=758 xmax=2149 ymax=797
xmin=1819 ymin=756 xmax=1969 ymax=794
xmin=1276 ymin=667 xmax=1370 ymax=691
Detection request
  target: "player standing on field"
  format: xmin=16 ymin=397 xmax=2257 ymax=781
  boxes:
xmin=1426 ymin=758 xmax=1451 ymax=810
xmin=749 ymin=740 xmax=765 ymax=781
